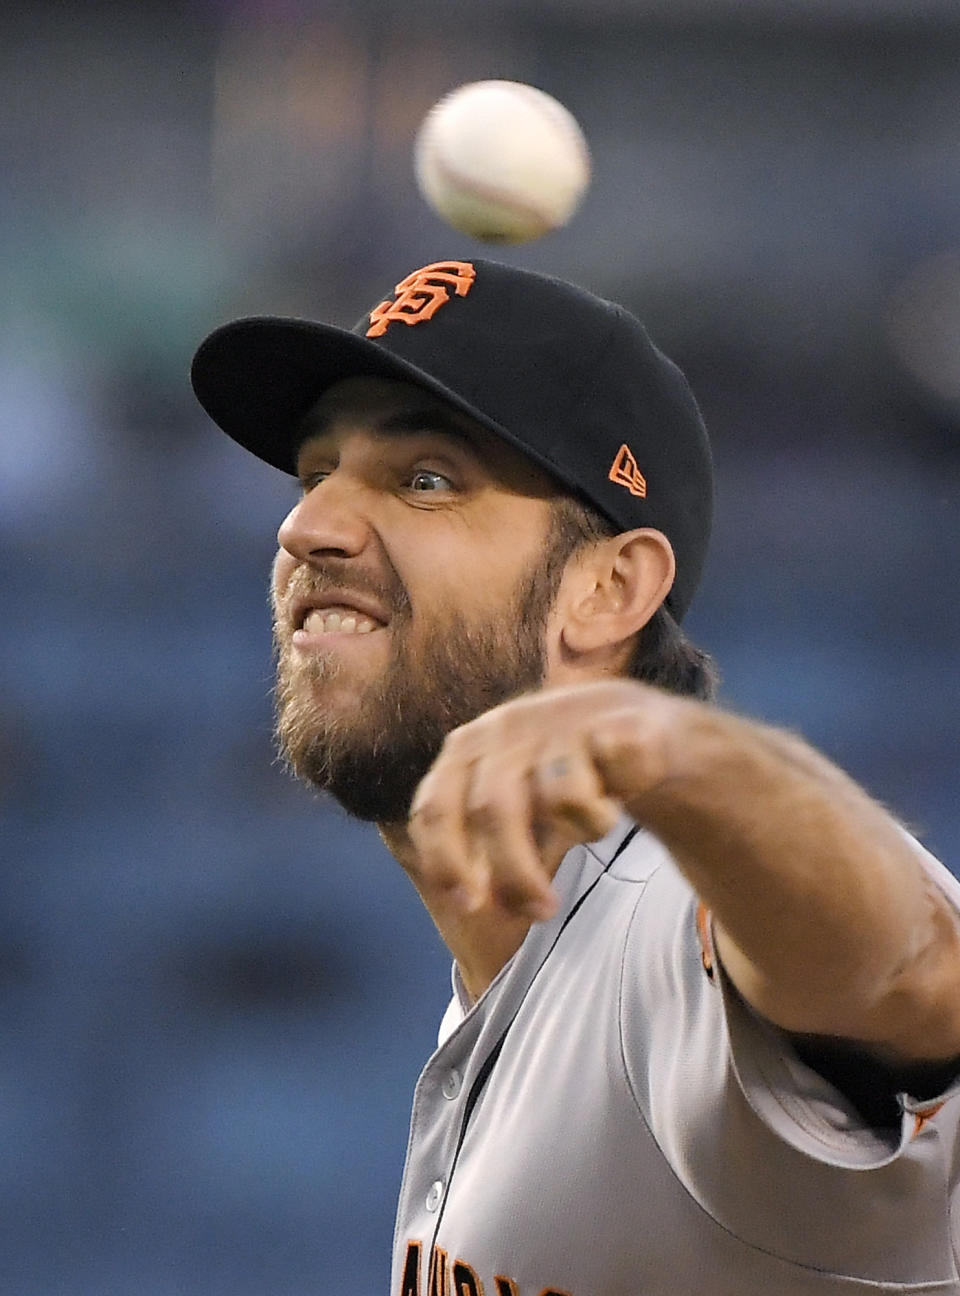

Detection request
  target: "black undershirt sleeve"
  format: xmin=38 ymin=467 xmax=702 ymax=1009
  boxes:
xmin=789 ymin=1033 xmax=960 ymax=1130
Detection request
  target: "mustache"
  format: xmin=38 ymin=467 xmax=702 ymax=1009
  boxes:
xmin=271 ymin=557 xmax=411 ymax=631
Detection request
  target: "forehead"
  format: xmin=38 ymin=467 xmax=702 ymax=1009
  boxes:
xmin=296 ymin=376 xmax=558 ymax=496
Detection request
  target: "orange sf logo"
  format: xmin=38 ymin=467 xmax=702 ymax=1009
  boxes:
xmin=366 ymin=261 xmax=476 ymax=338
xmin=608 ymin=443 xmax=647 ymax=498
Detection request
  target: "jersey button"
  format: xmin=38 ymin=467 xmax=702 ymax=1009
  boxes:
xmin=441 ymin=1068 xmax=462 ymax=1100
xmin=426 ymin=1180 xmax=444 ymax=1212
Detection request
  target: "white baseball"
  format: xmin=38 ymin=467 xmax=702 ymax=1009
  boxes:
xmin=414 ymin=80 xmax=591 ymax=244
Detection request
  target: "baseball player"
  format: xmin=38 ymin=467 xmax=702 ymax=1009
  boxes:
xmin=191 ymin=259 xmax=960 ymax=1294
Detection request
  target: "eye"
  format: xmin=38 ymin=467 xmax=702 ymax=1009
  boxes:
xmin=297 ymin=470 xmax=329 ymax=495
xmin=409 ymin=469 xmax=454 ymax=493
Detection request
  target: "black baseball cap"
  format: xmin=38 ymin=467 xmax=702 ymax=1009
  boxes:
xmin=190 ymin=258 xmax=713 ymax=621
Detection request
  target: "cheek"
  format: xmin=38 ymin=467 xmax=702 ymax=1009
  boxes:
xmin=270 ymin=550 xmax=296 ymax=610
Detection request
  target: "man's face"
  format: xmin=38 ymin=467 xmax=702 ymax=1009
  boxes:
xmin=271 ymin=376 xmax=563 ymax=825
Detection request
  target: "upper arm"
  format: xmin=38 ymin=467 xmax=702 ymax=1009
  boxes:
xmin=622 ymin=860 xmax=960 ymax=1281
xmin=710 ymin=842 xmax=960 ymax=1065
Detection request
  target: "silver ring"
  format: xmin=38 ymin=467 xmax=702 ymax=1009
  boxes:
xmin=545 ymin=756 xmax=570 ymax=779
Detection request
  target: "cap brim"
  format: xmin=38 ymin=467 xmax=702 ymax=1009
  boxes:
xmin=191 ymin=316 xmax=516 ymax=477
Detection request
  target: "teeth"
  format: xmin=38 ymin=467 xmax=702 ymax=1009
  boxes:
xmin=302 ymin=607 xmax=379 ymax=636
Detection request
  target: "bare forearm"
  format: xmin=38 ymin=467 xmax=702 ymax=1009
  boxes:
xmin=403 ymin=679 xmax=960 ymax=1056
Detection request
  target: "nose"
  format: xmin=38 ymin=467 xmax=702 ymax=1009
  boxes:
xmin=276 ymin=475 xmax=373 ymax=563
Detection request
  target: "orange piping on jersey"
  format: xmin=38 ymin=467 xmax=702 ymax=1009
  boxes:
xmin=493 ymin=1279 xmax=518 ymax=1296
xmin=696 ymin=901 xmax=715 ymax=979
xmin=912 ymin=1102 xmax=945 ymax=1139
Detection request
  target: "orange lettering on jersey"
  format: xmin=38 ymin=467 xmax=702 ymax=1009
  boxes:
xmin=452 ymin=1259 xmax=484 ymax=1296
xmin=367 ymin=261 xmax=477 ymax=337
xmin=399 ymin=1241 xmax=422 ymax=1296
xmin=429 ymin=1245 xmax=450 ymax=1296
xmin=398 ymin=1250 xmax=574 ymax=1296
xmin=608 ymin=443 xmax=647 ymax=499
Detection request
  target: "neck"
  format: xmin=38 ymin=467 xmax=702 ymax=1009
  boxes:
xmin=378 ymin=821 xmax=533 ymax=1003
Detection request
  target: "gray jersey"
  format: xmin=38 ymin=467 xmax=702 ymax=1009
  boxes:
xmin=391 ymin=818 xmax=960 ymax=1295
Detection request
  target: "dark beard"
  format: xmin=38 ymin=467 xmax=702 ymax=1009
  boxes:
xmin=273 ymin=564 xmax=554 ymax=824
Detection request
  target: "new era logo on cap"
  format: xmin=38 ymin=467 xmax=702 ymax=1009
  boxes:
xmin=608 ymin=443 xmax=647 ymax=498
xmin=366 ymin=261 xmax=476 ymax=338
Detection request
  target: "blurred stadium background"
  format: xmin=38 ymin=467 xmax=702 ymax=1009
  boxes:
xmin=1 ymin=1 xmax=958 ymax=1292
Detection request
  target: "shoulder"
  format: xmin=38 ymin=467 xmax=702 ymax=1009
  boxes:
xmin=605 ymin=823 xmax=674 ymax=885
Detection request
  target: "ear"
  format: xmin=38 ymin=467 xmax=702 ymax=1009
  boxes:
xmin=555 ymin=528 xmax=676 ymax=667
